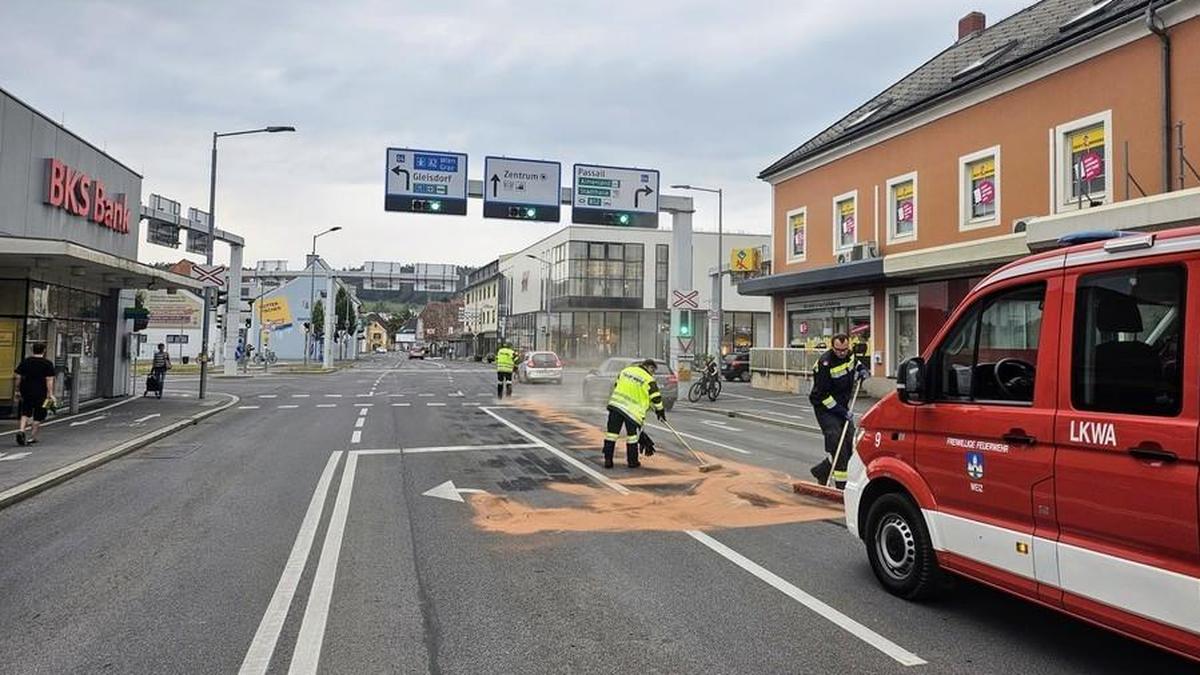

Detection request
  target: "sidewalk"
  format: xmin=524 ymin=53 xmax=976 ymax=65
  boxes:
xmin=679 ymin=382 xmax=878 ymax=432
xmin=0 ymin=390 xmax=237 ymax=509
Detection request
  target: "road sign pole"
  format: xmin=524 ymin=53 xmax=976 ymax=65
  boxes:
xmin=199 ymin=132 xmax=217 ymax=400
xmin=668 ymin=208 xmax=693 ymax=373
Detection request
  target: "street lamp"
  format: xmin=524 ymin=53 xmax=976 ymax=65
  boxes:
xmin=199 ymin=125 xmax=296 ymax=399
xmin=306 ymin=226 xmax=343 ymax=367
xmin=670 ymin=184 xmax=724 ymax=356
xmin=525 ymin=254 xmax=553 ymax=351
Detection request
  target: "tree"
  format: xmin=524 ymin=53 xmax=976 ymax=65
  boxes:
xmin=311 ymin=300 xmax=325 ymax=337
xmin=335 ymin=287 xmax=356 ymax=338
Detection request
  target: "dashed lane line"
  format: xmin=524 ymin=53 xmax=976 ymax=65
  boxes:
xmin=391 ymin=403 xmax=411 ymax=407
xmin=278 ymin=405 xmax=300 ymax=410
xmin=315 ymin=404 xmax=337 ymax=408
xmin=238 ymin=405 xmax=261 ymax=410
xmin=354 ymin=418 xmax=365 ymax=428
xmin=426 ymin=402 xmax=446 ymax=407
xmin=643 ymin=423 xmax=753 ymax=456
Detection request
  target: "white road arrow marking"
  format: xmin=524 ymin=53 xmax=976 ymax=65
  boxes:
xmin=701 ymin=419 xmax=742 ymax=432
xmin=70 ymin=415 xmax=107 ymax=427
xmin=449 ymin=390 xmax=464 ymax=398
xmin=133 ymin=413 xmax=161 ymax=424
xmin=0 ymin=452 xmax=31 ymax=462
xmin=421 ymin=480 xmax=486 ymax=503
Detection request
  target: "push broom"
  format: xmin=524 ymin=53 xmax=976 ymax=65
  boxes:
xmin=662 ymin=419 xmax=722 ymax=473
xmin=825 ymin=378 xmax=863 ymax=489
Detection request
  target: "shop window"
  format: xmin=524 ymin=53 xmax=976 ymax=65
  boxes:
xmin=960 ymin=147 xmax=1000 ymax=229
xmin=933 ymin=283 xmax=1044 ymax=404
xmin=833 ymin=192 xmax=857 ymax=252
xmin=1072 ymin=264 xmax=1183 ymax=417
xmin=1054 ymin=112 xmax=1111 ymax=211
xmin=786 ymin=207 xmax=807 ymax=263
xmin=886 ymin=174 xmax=917 ymax=242
xmin=888 ymin=291 xmax=918 ymax=374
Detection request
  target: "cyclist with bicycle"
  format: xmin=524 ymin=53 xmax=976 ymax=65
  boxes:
xmin=687 ymin=354 xmax=722 ymax=402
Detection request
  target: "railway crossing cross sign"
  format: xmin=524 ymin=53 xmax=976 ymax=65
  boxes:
xmin=671 ymin=289 xmax=699 ymax=309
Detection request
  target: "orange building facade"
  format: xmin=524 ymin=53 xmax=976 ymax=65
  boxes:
xmin=745 ymin=0 xmax=1200 ymax=377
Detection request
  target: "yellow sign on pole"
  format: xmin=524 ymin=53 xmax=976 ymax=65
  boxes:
xmin=730 ymin=247 xmax=760 ymax=272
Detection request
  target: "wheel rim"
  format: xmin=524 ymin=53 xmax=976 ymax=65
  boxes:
xmin=875 ymin=514 xmax=917 ymax=581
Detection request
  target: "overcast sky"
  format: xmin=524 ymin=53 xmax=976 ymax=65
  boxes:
xmin=1 ymin=0 xmax=1031 ymax=269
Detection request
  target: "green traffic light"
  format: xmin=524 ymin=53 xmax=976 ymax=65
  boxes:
xmin=680 ymin=325 xmax=691 ymax=336
xmin=525 ymin=208 xmax=536 ymax=218
xmin=430 ymin=201 xmax=442 ymax=212
xmin=618 ymin=213 xmax=631 ymax=225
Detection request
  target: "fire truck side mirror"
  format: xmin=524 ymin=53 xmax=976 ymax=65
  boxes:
xmin=897 ymin=357 xmax=926 ymax=405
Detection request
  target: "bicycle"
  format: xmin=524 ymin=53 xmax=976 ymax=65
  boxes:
xmin=254 ymin=348 xmax=278 ymax=365
xmin=687 ymin=368 xmax=722 ymax=402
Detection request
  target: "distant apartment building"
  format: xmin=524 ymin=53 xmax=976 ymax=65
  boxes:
xmin=744 ymin=0 xmax=1200 ymax=377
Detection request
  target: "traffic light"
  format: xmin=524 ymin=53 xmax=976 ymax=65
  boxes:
xmin=677 ymin=310 xmax=692 ymax=337
xmin=507 ymin=206 xmax=538 ymax=220
xmin=215 ymin=289 xmax=228 ymax=308
xmin=412 ymin=199 xmax=443 ymax=213
xmin=245 ymin=318 xmax=252 ymax=329
xmin=603 ymin=212 xmax=633 ymax=226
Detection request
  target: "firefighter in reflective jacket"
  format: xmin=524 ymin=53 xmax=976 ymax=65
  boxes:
xmin=808 ymin=334 xmax=868 ymax=488
xmin=602 ymin=359 xmax=665 ymax=469
xmin=495 ymin=342 xmax=517 ymax=398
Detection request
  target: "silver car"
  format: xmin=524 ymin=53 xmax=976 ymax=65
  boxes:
xmin=581 ymin=357 xmax=677 ymax=411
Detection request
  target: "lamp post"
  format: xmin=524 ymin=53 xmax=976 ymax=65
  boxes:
xmin=525 ymin=254 xmax=553 ymax=351
xmin=199 ymin=125 xmax=295 ymax=399
xmin=306 ymin=226 xmax=343 ymax=367
xmin=670 ymin=184 xmax=723 ymax=356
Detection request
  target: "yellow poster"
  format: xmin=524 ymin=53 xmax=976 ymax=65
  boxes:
xmin=894 ymin=181 xmax=914 ymax=200
xmin=970 ymin=157 xmax=996 ymax=180
xmin=0 ymin=320 xmax=17 ymax=400
xmin=839 ymin=199 xmax=856 ymax=216
xmin=1070 ymin=125 xmax=1105 ymax=152
xmin=259 ymin=296 xmax=293 ymax=328
xmin=730 ymin=247 xmax=760 ymax=272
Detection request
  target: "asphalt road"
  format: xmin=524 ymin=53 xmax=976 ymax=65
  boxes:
xmin=0 ymin=353 xmax=1193 ymax=673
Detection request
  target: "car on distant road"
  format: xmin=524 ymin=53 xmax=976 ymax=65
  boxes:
xmin=582 ymin=357 xmax=677 ymax=410
xmin=374 ymin=346 xmax=388 ymax=354
xmin=721 ymin=351 xmax=752 ymax=382
xmin=517 ymin=351 xmax=564 ymax=384
xmin=407 ymin=345 xmax=426 ymax=359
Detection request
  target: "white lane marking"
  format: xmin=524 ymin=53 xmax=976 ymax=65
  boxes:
xmin=418 ymin=393 xmax=435 ymax=397
xmin=278 ymin=405 xmax=300 ymax=409
xmin=644 ymin=423 xmax=753 ymax=455
xmin=288 ymin=452 xmax=358 ymax=674
xmin=449 ymin=390 xmax=464 ymax=397
xmin=316 ymin=403 xmax=337 ymax=408
xmin=392 ymin=403 xmax=411 ymax=407
xmin=355 ymin=443 xmax=541 ymax=456
xmin=133 ymin=413 xmax=161 ymax=423
xmin=70 ymin=415 xmax=107 ymax=427
xmin=238 ymin=405 xmax=261 ymax=410
xmin=700 ymin=419 xmax=743 ymax=432
xmin=358 ymin=408 xmax=368 ymax=417
xmin=686 ymin=530 xmax=926 ymax=667
xmin=461 ymin=402 xmax=479 ymax=407
xmin=481 ymin=407 xmax=630 ymax=495
xmin=350 ymin=430 xmax=362 ymax=444
xmin=427 ymin=402 xmax=447 ymax=407
xmin=354 ymin=418 xmax=365 ymax=428
xmin=292 ymin=394 xmax=310 ymax=398
xmin=324 ymin=394 xmax=342 ymax=398
xmin=722 ymin=392 xmax=809 ymax=410
xmin=388 ymin=394 xmax=406 ymax=398
xmin=0 ymin=395 xmax=140 ymax=438
xmin=355 ymin=393 xmax=372 ymax=398
xmin=353 ymin=403 xmax=374 ymax=408
xmin=258 ymin=394 xmax=278 ymax=399
xmin=0 ymin=452 xmax=31 ymax=462
xmin=239 ymin=452 xmax=342 ymax=675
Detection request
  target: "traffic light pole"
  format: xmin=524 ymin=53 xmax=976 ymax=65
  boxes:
xmin=666 ymin=206 xmax=694 ymax=375
xmin=223 ymin=243 xmax=244 ymax=376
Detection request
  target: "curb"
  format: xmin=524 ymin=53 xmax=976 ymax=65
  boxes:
xmin=792 ymin=480 xmax=845 ymax=505
xmin=0 ymin=393 xmax=240 ymax=511
xmin=690 ymin=406 xmax=821 ymax=433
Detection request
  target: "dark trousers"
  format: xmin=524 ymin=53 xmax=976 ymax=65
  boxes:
xmin=602 ymin=407 xmax=641 ymax=466
xmin=812 ymin=407 xmax=854 ymax=487
xmin=496 ymin=371 xmax=512 ymax=398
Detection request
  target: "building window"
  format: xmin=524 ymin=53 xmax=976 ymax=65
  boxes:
xmin=959 ymin=146 xmax=1001 ymax=229
xmin=888 ymin=290 xmax=918 ymax=374
xmin=886 ymin=173 xmax=917 ymax=242
xmin=1054 ymin=111 xmax=1111 ymax=212
xmin=786 ymin=207 xmax=807 ymax=263
xmin=566 ymin=240 xmax=644 ymax=308
xmin=655 ymin=244 xmax=669 ymax=309
xmin=833 ymin=191 xmax=857 ymax=253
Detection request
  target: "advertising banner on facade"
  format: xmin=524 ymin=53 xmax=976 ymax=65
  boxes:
xmin=258 ymin=296 xmax=293 ymax=329
xmin=145 ymin=291 xmax=202 ymax=328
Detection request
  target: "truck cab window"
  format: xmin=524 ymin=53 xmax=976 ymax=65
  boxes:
xmin=933 ymin=283 xmax=1045 ymax=404
xmin=1072 ymin=265 xmax=1185 ymax=417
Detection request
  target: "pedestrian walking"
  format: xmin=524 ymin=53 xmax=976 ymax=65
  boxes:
xmin=495 ymin=341 xmax=517 ymax=398
xmin=13 ymin=343 xmax=56 ymax=447
xmin=149 ymin=343 xmax=171 ymax=399
xmin=808 ymin=334 xmax=869 ymax=488
xmin=601 ymin=358 xmax=666 ymax=469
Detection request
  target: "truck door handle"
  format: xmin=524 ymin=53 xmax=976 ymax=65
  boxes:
xmin=1002 ymin=430 xmax=1037 ymax=446
xmin=1127 ymin=444 xmax=1177 ymax=463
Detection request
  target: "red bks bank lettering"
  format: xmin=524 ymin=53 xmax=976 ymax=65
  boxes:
xmin=43 ymin=158 xmax=130 ymax=234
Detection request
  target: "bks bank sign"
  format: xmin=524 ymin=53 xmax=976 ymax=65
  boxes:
xmin=43 ymin=158 xmax=131 ymax=234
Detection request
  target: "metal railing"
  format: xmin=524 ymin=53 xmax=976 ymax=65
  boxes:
xmin=749 ymin=348 xmax=817 ymax=377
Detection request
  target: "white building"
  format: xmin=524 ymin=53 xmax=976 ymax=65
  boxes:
xmin=498 ymin=225 xmax=770 ymax=364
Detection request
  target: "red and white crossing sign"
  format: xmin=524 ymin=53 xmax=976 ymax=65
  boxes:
xmin=671 ymin=289 xmax=699 ymax=309
xmin=676 ymin=337 xmax=694 ymax=355
xmin=191 ymin=264 xmax=228 ymax=287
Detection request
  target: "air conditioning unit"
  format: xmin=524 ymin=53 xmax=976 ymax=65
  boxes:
xmin=838 ymin=241 xmax=879 ymax=264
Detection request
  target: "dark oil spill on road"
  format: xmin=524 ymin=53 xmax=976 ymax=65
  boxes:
xmin=468 ymin=401 xmax=841 ymax=535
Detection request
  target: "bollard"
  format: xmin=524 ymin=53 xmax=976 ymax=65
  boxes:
xmin=69 ymin=356 xmax=81 ymax=415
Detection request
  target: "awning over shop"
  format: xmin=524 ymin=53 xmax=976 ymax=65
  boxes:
xmin=0 ymin=237 xmax=203 ymax=292
xmin=738 ymin=258 xmax=884 ymax=296
xmin=1023 ymin=187 xmax=1200 ymax=251
xmin=882 ymin=232 xmax=1028 ymax=279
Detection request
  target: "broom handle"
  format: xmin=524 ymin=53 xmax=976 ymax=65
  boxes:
xmin=662 ymin=419 xmax=707 ymax=465
xmin=826 ymin=378 xmax=863 ymax=488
